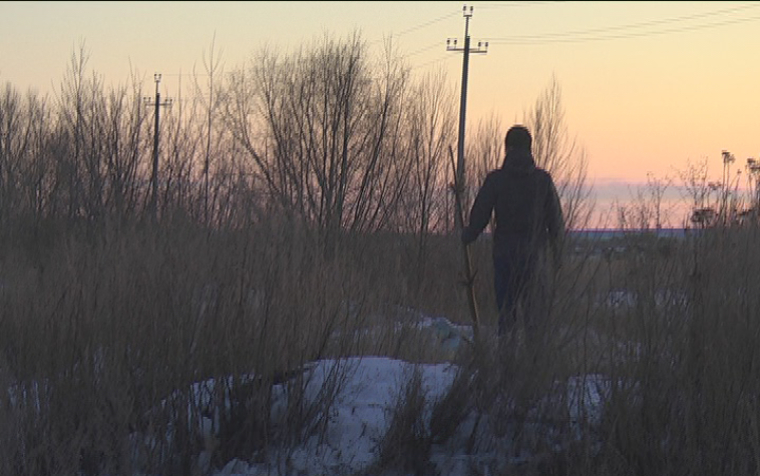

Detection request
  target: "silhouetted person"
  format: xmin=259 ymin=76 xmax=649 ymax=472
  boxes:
xmin=462 ymin=125 xmax=565 ymax=337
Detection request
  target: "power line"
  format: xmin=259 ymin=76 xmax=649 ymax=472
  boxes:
xmin=408 ymin=53 xmax=456 ymax=72
xmin=401 ymin=3 xmax=760 ymax=76
xmin=368 ymin=9 xmax=460 ymax=48
xmin=478 ymin=1 xmax=561 ymax=8
xmin=160 ymin=73 xmax=211 ymax=77
xmin=485 ymin=3 xmax=760 ymax=44
xmin=404 ymin=41 xmax=444 ymax=58
xmin=396 ymin=10 xmax=460 ymax=38
xmin=488 ymin=14 xmax=760 ymax=45
xmin=556 ymin=3 xmax=758 ymax=38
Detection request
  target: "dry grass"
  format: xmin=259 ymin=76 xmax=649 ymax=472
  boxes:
xmin=0 ymin=215 xmax=479 ymax=475
xmin=384 ymin=225 xmax=760 ymax=476
xmin=3 ymin=215 xmax=760 ymax=475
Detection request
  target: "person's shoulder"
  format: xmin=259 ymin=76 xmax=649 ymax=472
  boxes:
xmin=483 ymin=168 xmax=503 ymax=183
xmin=477 ymin=169 xmax=503 ymax=193
xmin=535 ymin=167 xmax=555 ymax=181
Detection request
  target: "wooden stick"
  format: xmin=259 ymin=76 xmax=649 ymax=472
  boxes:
xmin=449 ymin=146 xmax=481 ymax=344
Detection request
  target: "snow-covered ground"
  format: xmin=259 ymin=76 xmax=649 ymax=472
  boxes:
xmin=145 ymin=316 xmax=612 ymax=476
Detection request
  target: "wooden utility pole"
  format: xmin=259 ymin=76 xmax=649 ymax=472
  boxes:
xmin=144 ymin=73 xmax=172 ymax=220
xmin=447 ymin=4 xmax=488 ymax=200
xmin=447 ymin=6 xmax=488 ymax=340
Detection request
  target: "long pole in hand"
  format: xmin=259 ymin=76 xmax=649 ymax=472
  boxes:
xmin=449 ymin=146 xmax=480 ymax=344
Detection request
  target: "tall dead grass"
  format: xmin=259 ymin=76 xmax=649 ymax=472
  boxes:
xmin=372 ymin=224 xmax=760 ymax=476
xmin=0 ymin=214 xmax=472 ymax=475
xmin=9 ymin=213 xmax=760 ymax=476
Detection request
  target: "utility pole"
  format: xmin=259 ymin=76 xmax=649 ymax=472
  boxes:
xmin=447 ymin=4 xmax=488 ymax=229
xmin=447 ymin=6 xmax=488 ymax=350
xmin=144 ymin=73 xmax=172 ymax=220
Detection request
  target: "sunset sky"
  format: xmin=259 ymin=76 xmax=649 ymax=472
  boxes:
xmin=3 ymin=1 xmax=759 ymax=227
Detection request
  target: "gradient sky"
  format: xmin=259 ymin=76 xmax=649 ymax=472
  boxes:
xmin=3 ymin=1 xmax=759 ymax=226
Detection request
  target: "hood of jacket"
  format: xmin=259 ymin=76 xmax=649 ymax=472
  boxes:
xmin=501 ymin=148 xmax=536 ymax=176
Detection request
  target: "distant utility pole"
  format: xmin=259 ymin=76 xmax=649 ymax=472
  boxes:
xmin=144 ymin=73 xmax=172 ymax=220
xmin=447 ymin=4 xmax=488 ymax=227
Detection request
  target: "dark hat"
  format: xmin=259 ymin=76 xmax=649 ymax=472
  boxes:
xmin=505 ymin=125 xmax=532 ymax=151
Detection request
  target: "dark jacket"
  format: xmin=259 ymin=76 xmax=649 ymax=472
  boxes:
xmin=462 ymin=148 xmax=565 ymax=260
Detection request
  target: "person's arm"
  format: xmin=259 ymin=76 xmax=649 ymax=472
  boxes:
xmin=462 ymin=173 xmax=497 ymax=245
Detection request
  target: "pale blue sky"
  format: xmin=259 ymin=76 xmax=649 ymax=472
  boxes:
xmin=3 ymin=1 xmax=760 ymax=225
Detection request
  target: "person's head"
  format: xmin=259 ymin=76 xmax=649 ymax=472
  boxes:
xmin=504 ymin=125 xmax=532 ymax=152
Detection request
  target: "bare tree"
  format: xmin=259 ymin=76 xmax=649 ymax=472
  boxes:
xmin=0 ymin=84 xmax=34 ymax=225
xmin=159 ymin=73 xmax=200 ymax=219
xmin=469 ymin=112 xmax=503 ymax=188
xmin=0 ymin=43 xmax=157 ymax=232
xmin=351 ymin=39 xmax=413 ymax=235
xmin=399 ymin=67 xmax=456 ymax=286
xmin=17 ymin=91 xmax=52 ymax=223
xmin=222 ymin=32 xmax=412 ymax=253
xmin=53 ymin=42 xmax=92 ymax=220
xmin=525 ymin=75 xmax=591 ymax=230
xmin=102 ymin=78 xmax=149 ymax=221
xmin=191 ymin=35 xmax=226 ymax=226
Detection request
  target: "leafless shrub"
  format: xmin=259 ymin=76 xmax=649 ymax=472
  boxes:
xmin=429 ymin=361 xmax=476 ymax=446
xmin=527 ymin=75 xmax=592 ymax=231
xmin=375 ymin=365 xmax=433 ymax=475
